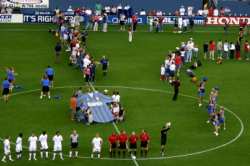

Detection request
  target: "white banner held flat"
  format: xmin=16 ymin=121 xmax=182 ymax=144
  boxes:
xmin=1 ymin=0 xmax=49 ymax=8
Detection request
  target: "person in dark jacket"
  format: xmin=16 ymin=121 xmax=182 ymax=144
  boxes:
xmin=54 ymin=42 xmax=62 ymax=63
xmin=172 ymin=77 xmax=180 ymax=101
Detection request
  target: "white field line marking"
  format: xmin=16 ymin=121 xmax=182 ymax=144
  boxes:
xmin=0 ymin=85 xmax=244 ymax=161
xmin=88 ymin=83 xmax=140 ymax=166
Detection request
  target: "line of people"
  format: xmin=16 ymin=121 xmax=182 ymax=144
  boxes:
xmin=1 ymin=129 xmax=152 ymax=163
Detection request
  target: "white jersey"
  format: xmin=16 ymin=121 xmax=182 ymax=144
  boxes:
xmin=39 ymin=134 xmax=48 ymax=150
xmin=53 ymin=135 xmax=63 ymax=151
xmin=16 ymin=137 xmax=22 ymax=153
xmin=161 ymin=66 xmax=165 ymax=75
xmin=92 ymin=137 xmax=103 ymax=152
xmin=3 ymin=139 xmax=10 ymax=155
xmin=70 ymin=134 xmax=79 ymax=143
xmin=179 ymin=7 xmax=185 ymax=16
xmin=28 ymin=136 xmax=38 ymax=151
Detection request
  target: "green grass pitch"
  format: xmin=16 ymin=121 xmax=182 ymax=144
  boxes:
xmin=0 ymin=24 xmax=249 ymax=166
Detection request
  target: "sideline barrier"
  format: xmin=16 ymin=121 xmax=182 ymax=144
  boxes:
xmin=0 ymin=14 xmax=23 ymax=23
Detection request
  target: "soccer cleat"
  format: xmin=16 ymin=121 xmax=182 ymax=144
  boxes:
xmin=1 ymin=159 xmax=6 ymax=163
xmin=10 ymin=159 xmax=14 ymax=162
xmin=34 ymin=158 xmax=37 ymax=161
xmin=28 ymin=158 xmax=31 ymax=161
xmin=198 ymin=103 xmax=202 ymax=107
xmin=60 ymin=157 xmax=64 ymax=160
xmin=206 ymin=120 xmax=210 ymax=124
xmin=48 ymin=96 xmax=51 ymax=99
xmin=40 ymin=96 xmax=43 ymax=99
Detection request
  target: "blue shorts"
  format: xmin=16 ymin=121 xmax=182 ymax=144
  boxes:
xmin=213 ymin=121 xmax=220 ymax=126
xmin=219 ymin=118 xmax=225 ymax=124
xmin=199 ymin=92 xmax=205 ymax=97
xmin=207 ymin=109 xmax=214 ymax=115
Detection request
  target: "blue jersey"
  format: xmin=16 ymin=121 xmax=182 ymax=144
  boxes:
xmin=41 ymin=79 xmax=50 ymax=87
xmin=2 ymin=80 xmax=10 ymax=89
xmin=46 ymin=68 xmax=54 ymax=76
xmin=7 ymin=70 xmax=14 ymax=81
xmin=100 ymin=59 xmax=108 ymax=66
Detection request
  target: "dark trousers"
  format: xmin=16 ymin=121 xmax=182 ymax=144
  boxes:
xmin=172 ymin=89 xmax=179 ymax=101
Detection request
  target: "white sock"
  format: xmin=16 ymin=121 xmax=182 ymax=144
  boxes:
xmin=29 ymin=153 xmax=32 ymax=160
xmin=45 ymin=152 xmax=48 ymax=158
xmin=97 ymin=154 xmax=100 ymax=158
xmin=59 ymin=153 xmax=63 ymax=160
xmin=75 ymin=151 xmax=78 ymax=157
xmin=9 ymin=155 xmax=13 ymax=161
xmin=69 ymin=151 xmax=72 ymax=158
xmin=40 ymin=152 xmax=43 ymax=158
xmin=2 ymin=156 xmax=6 ymax=161
xmin=52 ymin=153 xmax=56 ymax=160
xmin=91 ymin=154 xmax=94 ymax=158
xmin=33 ymin=153 xmax=36 ymax=159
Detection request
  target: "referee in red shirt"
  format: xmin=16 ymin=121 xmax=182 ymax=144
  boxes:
xmin=140 ymin=130 xmax=150 ymax=157
xmin=108 ymin=132 xmax=118 ymax=157
xmin=129 ymin=131 xmax=138 ymax=157
xmin=118 ymin=130 xmax=128 ymax=158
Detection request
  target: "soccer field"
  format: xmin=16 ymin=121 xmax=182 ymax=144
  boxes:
xmin=0 ymin=24 xmax=249 ymax=166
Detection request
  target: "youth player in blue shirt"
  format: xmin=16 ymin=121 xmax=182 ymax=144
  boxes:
xmin=40 ymin=76 xmax=51 ymax=99
xmin=198 ymin=77 xmax=208 ymax=107
xmin=45 ymin=66 xmax=54 ymax=88
xmin=2 ymin=78 xmax=10 ymax=102
xmin=6 ymin=67 xmax=15 ymax=93
xmin=100 ymin=56 xmax=109 ymax=76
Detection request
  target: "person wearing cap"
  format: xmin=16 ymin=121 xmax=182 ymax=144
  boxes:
xmin=198 ymin=77 xmax=208 ymax=107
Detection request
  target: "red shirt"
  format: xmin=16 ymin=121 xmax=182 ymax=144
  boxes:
xmin=175 ymin=56 xmax=182 ymax=65
xmin=244 ymin=43 xmax=250 ymax=52
xmin=209 ymin=42 xmax=216 ymax=51
xmin=108 ymin=134 xmax=117 ymax=144
xmin=132 ymin=15 xmax=137 ymax=23
xmin=118 ymin=133 xmax=128 ymax=143
xmin=140 ymin=132 xmax=150 ymax=142
xmin=129 ymin=135 xmax=138 ymax=144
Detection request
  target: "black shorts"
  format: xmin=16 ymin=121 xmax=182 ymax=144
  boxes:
xmin=102 ymin=65 xmax=108 ymax=71
xmin=2 ymin=88 xmax=9 ymax=95
xmin=141 ymin=141 xmax=148 ymax=148
xmin=42 ymin=86 xmax=50 ymax=93
xmin=111 ymin=143 xmax=117 ymax=149
xmin=71 ymin=142 xmax=78 ymax=149
xmin=119 ymin=143 xmax=126 ymax=149
xmin=161 ymin=139 xmax=167 ymax=146
xmin=120 ymin=21 xmax=125 ymax=25
xmin=129 ymin=143 xmax=137 ymax=149
xmin=48 ymin=75 xmax=54 ymax=81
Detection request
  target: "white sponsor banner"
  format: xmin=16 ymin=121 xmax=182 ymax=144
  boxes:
xmin=0 ymin=14 xmax=23 ymax=23
xmin=206 ymin=16 xmax=250 ymax=25
xmin=1 ymin=0 xmax=49 ymax=8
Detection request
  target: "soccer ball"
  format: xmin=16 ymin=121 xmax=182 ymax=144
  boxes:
xmin=132 ymin=155 xmax=136 ymax=160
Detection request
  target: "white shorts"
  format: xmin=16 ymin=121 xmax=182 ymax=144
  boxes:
xmin=4 ymin=149 xmax=10 ymax=155
xmin=29 ymin=146 xmax=37 ymax=152
xmin=16 ymin=145 xmax=22 ymax=153
xmin=93 ymin=147 xmax=101 ymax=153
xmin=40 ymin=143 xmax=48 ymax=150
xmin=53 ymin=145 xmax=62 ymax=152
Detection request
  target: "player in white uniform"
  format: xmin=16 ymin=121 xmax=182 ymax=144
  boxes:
xmin=28 ymin=133 xmax=38 ymax=160
xmin=16 ymin=133 xmax=23 ymax=159
xmin=39 ymin=131 xmax=48 ymax=159
xmin=91 ymin=133 xmax=103 ymax=159
xmin=69 ymin=130 xmax=79 ymax=158
xmin=1 ymin=136 xmax=14 ymax=163
xmin=52 ymin=131 xmax=64 ymax=160
xmin=128 ymin=27 xmax=133 ymax=43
